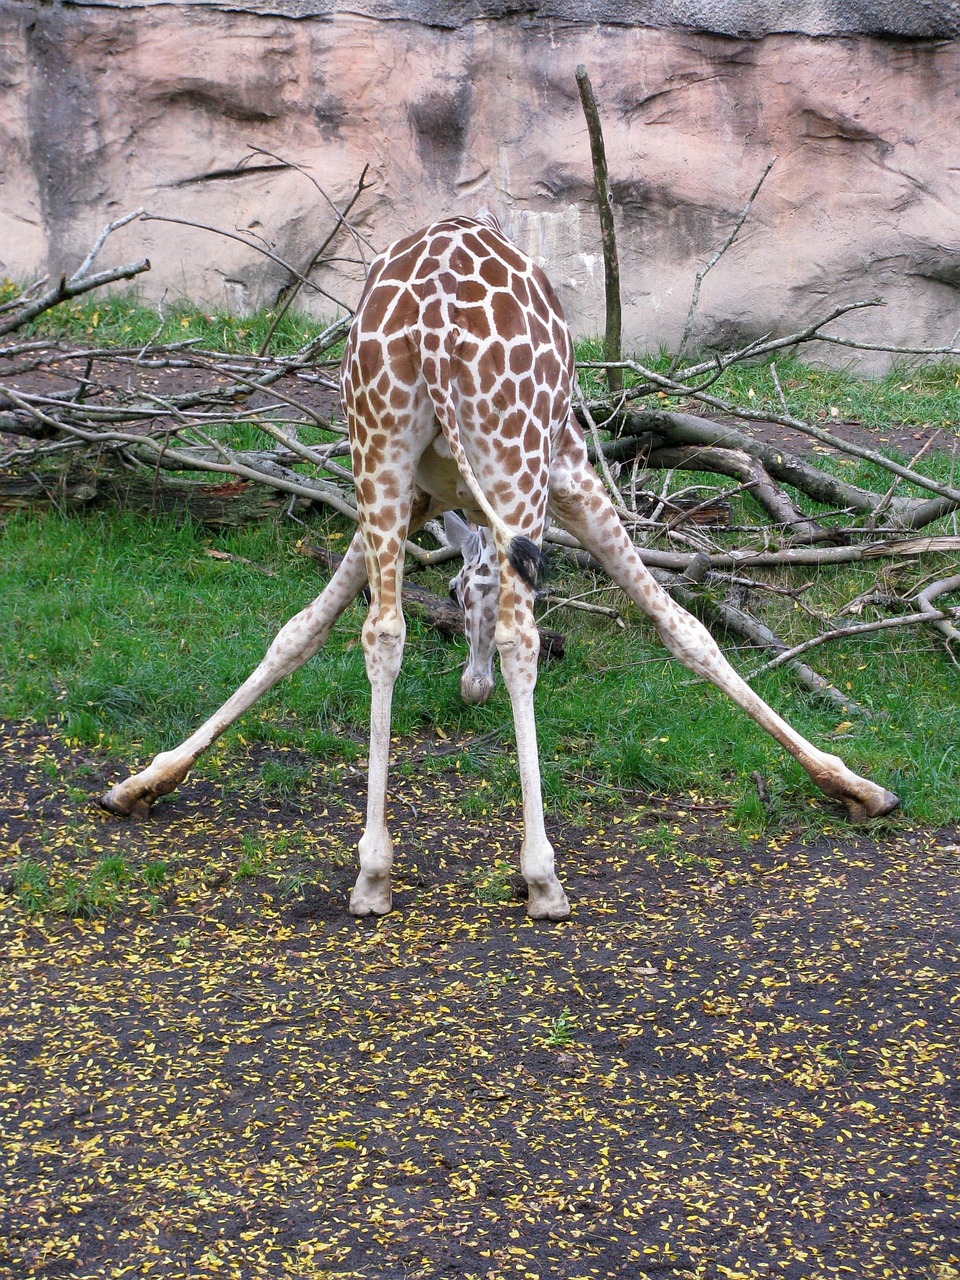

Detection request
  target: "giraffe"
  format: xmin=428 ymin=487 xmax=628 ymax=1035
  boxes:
xmin=101 ymin=213 xmax=899 ymax=918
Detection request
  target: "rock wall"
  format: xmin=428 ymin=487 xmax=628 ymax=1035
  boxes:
xmin=1 ymin=1 xmax=958 ymax=365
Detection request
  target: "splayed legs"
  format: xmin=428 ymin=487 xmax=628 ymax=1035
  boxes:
xmin=100 ymin=533 xmax=368 ymax=818
xmin=549 ymin=439 xmax=899 ymax=821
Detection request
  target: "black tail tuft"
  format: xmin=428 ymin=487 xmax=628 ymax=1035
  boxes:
xmin=508 ymin=536 xmax=547 ymax=590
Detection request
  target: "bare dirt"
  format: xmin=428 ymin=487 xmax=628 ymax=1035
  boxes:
xmin=2 ymin=719 xmax=959 ymax=1280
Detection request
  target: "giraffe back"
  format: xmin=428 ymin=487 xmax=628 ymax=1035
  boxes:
xmin=340 ymin=215 xmax=577 ymax=567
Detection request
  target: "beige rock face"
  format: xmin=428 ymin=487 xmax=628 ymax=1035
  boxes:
xmin=1 ymin=2 xmax=958 ymax=366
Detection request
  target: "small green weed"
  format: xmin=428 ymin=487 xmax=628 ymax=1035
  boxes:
xmin=11 ymin=860 xmax=52 ymax=913
xmin=470 ymin=859 xmax=516 ymax=905
xmin=97 ymin=854 xmax=130 ymax=885
xmin=543 ymin=1007 xmax=576 ymax=1049
xmin=142 ymin=860 xmax=168 ymax=888
xmin=257 ymin=758 xmax=314 ymax=799
xmin=8 ymin=853 xmax=168 ymax=919
xmin=236 ymin=832 xmax=267 ymax=879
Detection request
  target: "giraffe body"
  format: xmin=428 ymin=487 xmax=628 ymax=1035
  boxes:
xmin=101 ymin=215 xmax=898 ymax=916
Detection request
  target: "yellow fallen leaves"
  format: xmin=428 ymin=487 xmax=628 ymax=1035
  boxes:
xmin=2 ymin=721 xmax=959 ymax=1278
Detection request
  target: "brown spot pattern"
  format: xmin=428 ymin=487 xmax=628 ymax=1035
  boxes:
xmin=340 ymin=214 xmax=575 ymax=610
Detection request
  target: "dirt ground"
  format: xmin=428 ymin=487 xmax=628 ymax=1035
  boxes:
xmin=1 ymin=718 xmax=959 ymax=1280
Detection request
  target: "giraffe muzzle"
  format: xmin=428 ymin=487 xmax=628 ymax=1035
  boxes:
xmin=461 ymin=669 xmax=495 ymax=705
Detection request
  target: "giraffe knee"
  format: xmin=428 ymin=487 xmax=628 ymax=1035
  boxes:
xmin=496 ymin=618 xmax=540 ymax=690
xmin=362 ymin=614 xmax=406 ymax=682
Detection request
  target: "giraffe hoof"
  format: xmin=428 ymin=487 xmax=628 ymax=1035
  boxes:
xmin=875 ymin=788 xmax=901 ymax=817
xmin=349 ymin=874 xmax=393 ymax=916
xmin=99 ymin=785 xmax=153 ymax=820
xmin=843 ymin=787 xmax=900 ymax=823
xmin=526 ymin=879 xmax=571 ymax=921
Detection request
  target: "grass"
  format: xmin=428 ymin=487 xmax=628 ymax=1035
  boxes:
xmin=10 ymin=852 xmax=139 ymax=918
xmin=469 ymin=858 xmax=516 ymax=905
xmin=2 ymin=500 xmax=958 ymax=832
xmin=2 ymin=292 xmax=959 ymax=836
xmin=1 ymin=282 xmax=338 ymax=361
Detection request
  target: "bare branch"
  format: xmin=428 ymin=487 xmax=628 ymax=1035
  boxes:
xmin=916 ymin=573 xmax=960 ymax=647
xmin=755 ymin=606 xmax=960 ymax=674
xmin=70 ymin=209 xmax=145 ymax=281
xmin=614 ymin=384 xmax=960 ymax=513
xmin=140 ymin=212 xmax=352 ymax=313
xmin=256 ymin=161 xmax=372 ymax=355
xmin=576 ymin=65 xmax=622 ymax=393
xmin=0 ymin=259 xmax=151 ymax=338
xmin=671 ymin=159 xmax=776 ymax=371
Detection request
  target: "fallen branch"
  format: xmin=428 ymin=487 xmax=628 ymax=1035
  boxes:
xmin=599 ymin=365 xmax=960 ymax=510
xmin=754 ymin=606 xmax=960 ymax=674
xmin=647 ymin=444 xmax=830 ymax=541
xmin=545 ymin=523 xmax=960 ymax=572
xmin=606 ymin=405 xmax=959 ymax=531
xmin=0 ymin=256 xmax=150 ymax=337
xmin=916 ymin=572 xmax=960 ymax=648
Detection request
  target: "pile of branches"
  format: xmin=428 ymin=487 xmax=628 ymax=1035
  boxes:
xmin=2 ymin=181 xmax=959 ymax=712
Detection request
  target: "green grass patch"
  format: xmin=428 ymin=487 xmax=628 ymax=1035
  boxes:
xmin=2 ymin=503 xmax=958 ymax=826
xmin=710 ymin=356 xmax=960 ymax=432
xmin=3 ymin=284 xmax=341 ymax=360
xmin=11 ymin=853 xmax=136 ymax=918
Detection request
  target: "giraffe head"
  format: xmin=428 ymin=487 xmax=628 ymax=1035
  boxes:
xmin=444 ymin=511 xmax=499 ymax=706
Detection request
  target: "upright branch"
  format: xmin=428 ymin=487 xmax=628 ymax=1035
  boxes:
xmin=576 ymin=65 xmax=622 ymax=394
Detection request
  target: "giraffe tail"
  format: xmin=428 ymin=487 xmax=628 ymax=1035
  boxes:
xmin=506 ymin=536 xmax=546 ymax=590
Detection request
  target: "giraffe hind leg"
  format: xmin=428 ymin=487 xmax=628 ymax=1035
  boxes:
xmin=491 ymin=546 xmax=570 ymax=919
xmin=348 ymin=483 xmax=426 ymax=915
xmin=349 ymin=593 xmax=404 ymax=916
xmin=548 ymin=446 xmax=899 ymax=821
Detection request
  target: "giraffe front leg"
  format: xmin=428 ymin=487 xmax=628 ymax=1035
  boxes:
xmin=350 ymin=611 xmax=404 ymax=916
xmin=100 ymin=533 xmax=368 ymax=818
xmin=548 ymin=444 xmax=899 ymax=821
xmin=496 ymin=586 xmax=570 ymax=920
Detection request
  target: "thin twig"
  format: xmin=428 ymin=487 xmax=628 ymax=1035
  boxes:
xmin=257 ymin=161 xmax=372 ymax=355
xmin=70 ymin=209 xmax=145 ymax=281
xmin=671 ymin=158 xmax=776 ymax=370
xmin=140 ymin=212 xmax=351 ymax=312
xmin=754 ymin=607 xmax=960 ymax=673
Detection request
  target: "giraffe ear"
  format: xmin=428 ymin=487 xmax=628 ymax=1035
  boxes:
xmin=443 ymin=510 xmax=473 ymax=551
